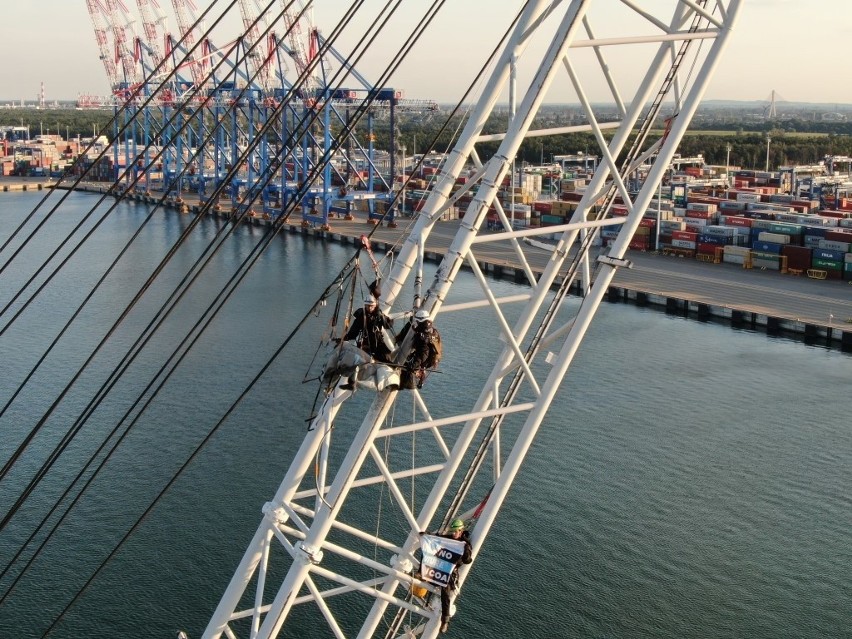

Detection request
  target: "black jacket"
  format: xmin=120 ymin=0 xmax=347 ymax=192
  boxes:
xmin=397 ymin=322 xmax=441 ymax=371
xmin=344 ymin=307 xmax=393 ymax=360
xmin=438 ymin=530 xmax=472 ymax=568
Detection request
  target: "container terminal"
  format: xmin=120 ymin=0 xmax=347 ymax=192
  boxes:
xmin=2 ymin=3 xmax=852 ymax=639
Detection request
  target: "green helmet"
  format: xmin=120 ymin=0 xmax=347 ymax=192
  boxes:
xmin=450 ymin=518 xmax=465 ymax=531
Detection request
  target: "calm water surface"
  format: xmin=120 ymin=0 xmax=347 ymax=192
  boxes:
xmin=0 ymin=192 xmax=849 ymax=638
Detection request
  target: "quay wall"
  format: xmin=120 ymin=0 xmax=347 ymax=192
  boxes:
xmin=4 ymin=182 xmax=850 ymax=352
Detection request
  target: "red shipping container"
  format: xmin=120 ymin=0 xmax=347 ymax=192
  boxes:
xmin=638 ymin=218 xmax=656 ymax=228
xmin=825 ymin=229 xmax=852 ymax=242
xmin=781 ymin=245 xmax=812 ymax=271
xmin=628 ymin=239 xmax=650 ymax=250
xmin=672 ymin=230 xmax=698 ymax=241
xmin=725 ymin=216 xmax=752 ymax=227
xmin=697 ymin=243 xmax=719 ymax=255
xmin=685 ymin=210 xmax=713 ymax=219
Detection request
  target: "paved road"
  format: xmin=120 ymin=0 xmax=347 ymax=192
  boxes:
xmin=319 ymin=214 xmax=852 ymax=329
xmin=13 ymin=181 xmax=847 ymax=331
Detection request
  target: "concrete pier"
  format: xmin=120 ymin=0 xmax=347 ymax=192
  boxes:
xmin=4 ymin=178 xmax=851 ymax=350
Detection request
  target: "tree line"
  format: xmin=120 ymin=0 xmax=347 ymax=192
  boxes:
xmin=5 ymin=107 xmax=852 ymax=172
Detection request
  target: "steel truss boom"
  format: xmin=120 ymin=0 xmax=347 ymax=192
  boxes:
xmin=204 ymin=1 xmax=744 ymax=638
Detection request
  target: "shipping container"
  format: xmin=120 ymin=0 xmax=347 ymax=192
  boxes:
xmin=670 ymin=239 xmax=696 ymax=249
xmin=757 ymin=232 xmax=791 ymax=245
xmin=813 ymin=247 xmax=846 ymax=261
xmin=671 ymin=230 xmax=698 ymax=241
xmin=752 ymin=241 xmax=784 ymax=254
xmin=723 ymin=216 xmax=752 ymax=228
xmin=812 ymin=258 xmax=843 ymax=270
xmin=752 ymin=257 xmax=781 ymax=270
xmin=818 ymin=240 xmax=851 ymax=253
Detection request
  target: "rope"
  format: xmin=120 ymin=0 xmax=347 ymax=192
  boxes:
xmin=6 ymin=1 xmax=460 ymax=629
xmin=1 ymin=0 xmax=380 ymax=591
xmin=0 ymin=0 xmax=237 ymax=268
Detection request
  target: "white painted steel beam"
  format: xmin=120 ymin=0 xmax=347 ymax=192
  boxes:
xmin=203 ymin=2 xmax=745 ymax=638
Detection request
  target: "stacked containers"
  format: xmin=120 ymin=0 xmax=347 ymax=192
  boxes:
xmin=812 ymin=248 xmax=846 ymax=280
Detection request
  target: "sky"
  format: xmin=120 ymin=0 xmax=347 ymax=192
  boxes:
xmin=1 ymin=1 xmax=850 ymax=106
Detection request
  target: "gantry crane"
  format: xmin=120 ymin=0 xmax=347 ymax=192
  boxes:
xmin=202 ymin=1 xmax=745 ymax=638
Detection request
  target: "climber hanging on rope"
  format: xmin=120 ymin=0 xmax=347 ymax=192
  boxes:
xmin=337 ymin=295 xmax=396 ymax=390
xmin=396 ymin=309 xmax=442 ymax=390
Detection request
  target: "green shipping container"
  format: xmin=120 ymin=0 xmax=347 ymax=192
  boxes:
xmin=540 ymin=214 xmax=565 ymax=225
xmin=751 ymin=251 xmax=780 ymax=261
xmin=769 ymin=223 xmax=802 ymax=235
xmin=812 ymin=258 xmax=843 ymax=270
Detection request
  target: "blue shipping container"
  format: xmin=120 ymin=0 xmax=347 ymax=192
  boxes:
xmin=752 ymin=241 xmax=784 ymax=254
xmin=802 ymin=226 xmax=828 ymax=238
xmin=698 ymin=234 xmax=726 ymax=246
xmin=813 ymin=248 xmax=847 ymax=261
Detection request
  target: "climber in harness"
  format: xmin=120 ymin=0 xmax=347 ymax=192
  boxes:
xmin=397 ymin=309 xmax=442 ymax=390
xmin=342 ymin=295 xmax=395 ymax=362
xmin=334 ymin=295 xmax=397 ymax=392
xmin=418 ymin=518 xmax=472 ymax=634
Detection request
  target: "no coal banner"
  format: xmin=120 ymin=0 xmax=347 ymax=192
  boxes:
xmin=419 ymin=535 xmax=466 ymax=587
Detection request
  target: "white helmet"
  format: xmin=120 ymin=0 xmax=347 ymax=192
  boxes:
xmin=413 ymin=309 xmax=431 ymax=324
xmin=364 ymin=296 xmax=377 ymax=306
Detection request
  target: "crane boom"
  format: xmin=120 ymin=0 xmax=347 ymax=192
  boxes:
xmin=86 ymin=0 xmax=121 ymax=89
xmin=202 ymin=2 xmax=744 ymax=638
xmin=238 ymin=0 xmax=272 ymax=89
xmin=135 ymin=0 xmax=168 ymax=68
xmin=104 ymin=0 xmax=141 ymax=87
xmin=170 ymin=0 xmax=207 ymax=85
xmin=279 ymin=0 xmax=315 ymax=93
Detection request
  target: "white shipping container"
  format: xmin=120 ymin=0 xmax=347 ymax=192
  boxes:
xmin=683 ymin=217 xmax=709 ymax=227
xmin=723 ymin=245 xmax=751 ymax=256
xmin=757 ymin=232 xmax=791 ymax=244
xmin=736 ymin=192 xmax=762 ymax=203
xmin=723 ymin=253 xmax=746 ymax=265
xmin=819 ymin=240 xmax=851 ymax=252
xmin=671 ymin=239 xmax=696 ymax=249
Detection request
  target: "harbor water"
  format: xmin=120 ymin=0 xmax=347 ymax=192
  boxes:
xmin=0 ymin=192 xmax=850 ymax=638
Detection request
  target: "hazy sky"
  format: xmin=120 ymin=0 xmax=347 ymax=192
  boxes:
xmin=1 ymin=1 xmax=850 ymax=105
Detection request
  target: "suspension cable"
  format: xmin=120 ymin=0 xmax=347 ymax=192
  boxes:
xmin=0 ymin=0 xmax=367 ymax=526
xmin=0 ymin=0 xmax=239 ymax=277
xmin=0 ymin=0 xmax=303 ymax=336
xmin=3 ymin=0 xmax=454 ymax=626
xmin=0 ymin=0 xmax=315 ymax=484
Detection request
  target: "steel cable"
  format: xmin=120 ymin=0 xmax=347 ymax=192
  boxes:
xmin=0 ymin=0 xmax=313 ymax=484
xmin=0 ymin=0 xmax=238 ymax=279
xmin=1 ymin=0 xmax=452 ymax=628
xmin=34 ymin=5 xmax=452 ymax=633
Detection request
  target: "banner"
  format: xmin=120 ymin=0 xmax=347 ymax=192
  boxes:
xmin=419 ymin=535 xmax=466 ymax=587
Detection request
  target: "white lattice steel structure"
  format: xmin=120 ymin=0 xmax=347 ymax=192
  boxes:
xmin=204 ymin=1 xmax=745 ymax=637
